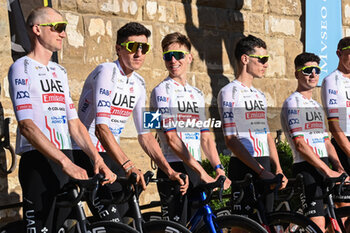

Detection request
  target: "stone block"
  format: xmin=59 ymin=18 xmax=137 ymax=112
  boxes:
xmin=99 ymin=0 xmax=120 ymax=15
xmin=251 ymin=0 xmax=265 ymax=13
xmin=268 ymin=0 xmax=301 ymax=16
xmin=59 ymin=0 xmax=77 ymax=10
xmin=248 ymin=13 xmax=264 ymax=34
xmin=77 ymin=0 xmax=98 ymax=13
xmin=343 ymin=3 xmax=350 ymax=26
xmin=268 ymin=16 xmax=296 ymax=36
xmin=145 ymin=1 xmax=158 ymax=20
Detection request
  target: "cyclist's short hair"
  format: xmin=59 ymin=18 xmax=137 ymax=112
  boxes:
xmin=26 ymin=7 xmax=62 ymax=29
xmin=337 ymin=37 xmax=350 ymax=50
xmin=294 ymin=52 xmax=320 ymax=69
xmin=26 ymin=7 xmax=63 ymax=49
xmin=116 ymin=22 xmax=151 ymax=45
xmin=234 ymin=35 xmax=267 ymax=61
xmin=161 ymin=32 xmax=191 ymax=52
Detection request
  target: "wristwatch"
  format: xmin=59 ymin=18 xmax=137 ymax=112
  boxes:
xmin=214 ymin=164 xmax=224 ymax=171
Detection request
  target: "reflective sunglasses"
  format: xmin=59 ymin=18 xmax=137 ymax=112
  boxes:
xmin=163 ymin=50 xmax=189 ymax=61
xmin=120 ymin=41 xmax=151 ymax=54
xmin=297 ymin=65 xmax=321 ymax=75
xmin=248 ymin=54 xmax=269 ymax=64
xmin=38 ymin=21 xmax=67 ymax=33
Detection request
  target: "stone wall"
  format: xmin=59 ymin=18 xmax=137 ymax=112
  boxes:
xmin=1 ymin=0 xmax=350 ymax=225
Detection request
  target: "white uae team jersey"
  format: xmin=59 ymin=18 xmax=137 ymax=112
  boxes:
xmin=217 ymin=80 xmax=270 ymax=157
xmin=73 ymin=60 xmax=148 ymax=152
xmin=150 ymin=77 xmax=208 ymax=162
xmin=8 ymin=56 xmax=78 ymax=154
xmin=281 ymin=92 xmax=329 ymax=163
xmin=321 ymin=69 xmax=350 ymax=136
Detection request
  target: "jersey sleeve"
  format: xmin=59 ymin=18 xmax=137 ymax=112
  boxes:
xmin=8 ymin=61 xmax=34 ymax=122
xmin=282 ymin=98 xmax=304 ymax=139
xmin=94 ymin=64 xmax=115 ymax=126
xmin=133 ymin=82 xmax=150 ymax=134
xmin=321 ymin=77 xmax=339 ymax=120
xmin=151 ymin=85 xmax=175 ymax=133
xmin=217 ymin=87 xmax=238 ymax=136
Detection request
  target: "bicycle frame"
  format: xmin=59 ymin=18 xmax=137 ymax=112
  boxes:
xmin=187 ymin=192 xmax=221 ymax=233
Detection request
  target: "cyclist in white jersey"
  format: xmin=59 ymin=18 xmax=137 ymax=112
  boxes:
xmin=218 ymin=35 xmax=287 ymax=218
xmin=73 ymin=23 xmax=188 ymax=222
xmin=8 ymin=7 xmax=115 ymax=233
xmin=151 ymin=32 xmax=231 ymax=225
xmin=321 ymin=36 xmax=350 ymax=176
xmin=281 ymin=52 xmax=345 ymax=231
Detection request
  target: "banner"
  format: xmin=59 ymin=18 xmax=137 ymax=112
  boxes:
xmin=305 ymin=0 xmax=342 ymax=85
xmin=7 ymin=0 xmax=31 ymax=61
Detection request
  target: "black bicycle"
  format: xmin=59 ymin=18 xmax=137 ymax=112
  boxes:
xmin=142 ymin=175 xmax=268 ymax=233
xmin=0 ymin=174 xmax=139 ymax=233
xmin=215 ymin=173 xmax=323 ymax=233
xmin=94 ymin=171 xmax=192 ymax=233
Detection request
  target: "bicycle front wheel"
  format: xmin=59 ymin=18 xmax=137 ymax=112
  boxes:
xmin=267 ymin=211 xmax=323 ymax=233
xmin=88 ymin=221 xmax=139 ymax=233
xmin=195 ymin=215 xmax=268 ymax=233
xmin=143 ymin=220 xmax=191 ymax=233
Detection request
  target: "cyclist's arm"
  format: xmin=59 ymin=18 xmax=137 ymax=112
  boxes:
xmin=293 ymin=136 xmax=341 ymax=177
xmin=18 ymin=119 xmax=89 ymax=180
xmin=325 ymin=137 xmax=346 ymax=173
xmin=138 ymin=133 xmax=189 ymax=193
xmin=224 ymin=134 xmax=274 ymax=179
xmin=267 ymin=133 xmax=287 ymax=188
xmin=69 ymin=119 xmax=116 ymax=184
xmin=94 ymin=123 xmax=144 ymax=188
xmin=165 ymin=130 xmax=214 ymax=183
xmin=200 ymin=131 xmax=231 ymax=189
xmin=328 ymin=120 xmax=350 ymax=158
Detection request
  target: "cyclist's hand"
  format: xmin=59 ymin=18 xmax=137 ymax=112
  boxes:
xmin=169 ymin=172 xmax=189 ymax=195
xmin=326 ymin=170 xmax=343 ymax=178
xmin=62 ymin=160 xmax=89 ymax=180
xmin=201 ymin=173 xmax=216 ymax=184
xmin=279 ymin=173 xmax=288 ymax=190
xmin=215 ymin=169 xmax=231 ymax=190
xmin=93 ymin=159 xmax=117 ymax=185
xmin=127 ymin=166 xmax=146 ymax=190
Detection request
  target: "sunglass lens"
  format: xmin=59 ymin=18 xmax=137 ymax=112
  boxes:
xmin=54 ymin=23 xmax=66 ymax=33
xmin=127 ymin=42 xmax=137 ymax=53
xmin=302 ymin=67 xmax=321 ymax=75
xmin=141 ymin=43 xmax=150 ymax=54
xmin=259 ymin=57 xmax=268 ymax=64
xmin=163 ymin=52 xmax=185 ymax=61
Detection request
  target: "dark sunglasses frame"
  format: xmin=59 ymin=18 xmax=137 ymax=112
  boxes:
xmin=297 ymin=66 xmax=321 ymax=75
xmin=120 ymin=41 xmax=151 ymax=54
xmin=163 ymin=50 xmax=189 ymax=61
xmin=248 ymin=54 xmax=269 ymax=64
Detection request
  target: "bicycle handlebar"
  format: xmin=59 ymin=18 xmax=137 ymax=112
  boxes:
xmin=56 ymin=174 xmax=105 ymax=208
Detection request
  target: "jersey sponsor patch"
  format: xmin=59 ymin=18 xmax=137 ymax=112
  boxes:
xmin=16 ymin=91 xmax=30 ymax=99
xmin=245 ymin=111 xmax=265 ymax=119
xmin=110 ymin=106 xmax=132 ymax=117
xmin=42 ymin=93 xmax=65 ymax=103
xmin=14 ymin=78 xmax=28 ymax=85
xmin=16 ymin=104 xmax=32 ymax=111
xmin=96 ymin=112 xmax=111 ymax=118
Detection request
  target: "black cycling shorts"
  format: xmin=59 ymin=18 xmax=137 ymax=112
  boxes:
xmin=19 ymin=150 xmax=73 ymax=233
xmin=73 ymin=150 xmax=127 ymax=222
xmin=157 ymin=161 xmax=201 ymax=226
xmin=292 ymin=158 xmax=328 ymax=218
xmin=331 ymin=137 xmax=350 ymax=176
xmin=228 ymin=156 xmax=274 ymax=219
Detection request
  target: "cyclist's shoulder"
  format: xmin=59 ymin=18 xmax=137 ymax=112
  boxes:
xmin=9 ymin=56 xmax=31 ymax=74
xmin=322 ymin=69 xmax=342 ymax=85
xmin=132 ymin=71 xmax=146 ymax=88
